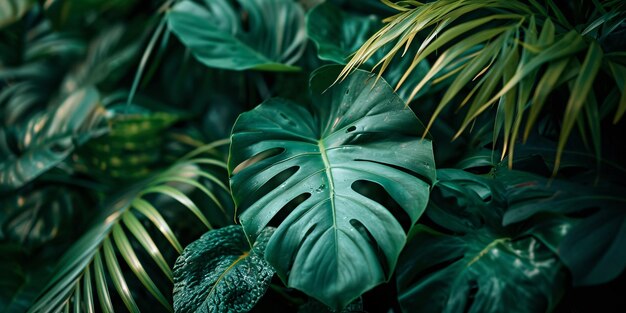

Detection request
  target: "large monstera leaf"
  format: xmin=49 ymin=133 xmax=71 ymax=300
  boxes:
xmin=168 ymin=0 xmax=306 ymax=72
xmin=173 ymin=226 xmax=275 ymax=313
xmin=397 ymin=170 xmax=567 ymax=313
xmin=228 ymin=65 xmax=436 ymax=309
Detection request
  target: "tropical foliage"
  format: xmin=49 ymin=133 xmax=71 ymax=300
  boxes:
xmin=1 ymin=0 xmax=625 ymax=313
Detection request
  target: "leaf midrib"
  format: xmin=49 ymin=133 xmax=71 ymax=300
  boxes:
xmin=318 ymin=139 xmax=339 ymax=270
xmin=205 ymin=251 xmax=250 ymax=302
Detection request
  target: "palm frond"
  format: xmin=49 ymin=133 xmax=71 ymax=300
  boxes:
xmin=340 ymin=0 xmax=626 ymax=172
xmin=27 ymin=141 xmax=231 ymax=313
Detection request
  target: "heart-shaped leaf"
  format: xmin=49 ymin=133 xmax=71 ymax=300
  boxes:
xmin=168 ymin=0 xmax=306 ymax=72
xmin=228 ymin=65 xmax=436 ymax=309
xmin=397 ymin=170 xmax=566 ymax=313
xmin=173 ymin=225 xmax=276 ymax=313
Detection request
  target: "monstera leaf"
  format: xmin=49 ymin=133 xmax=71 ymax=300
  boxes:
xmin=0 ymin=186 xmax=80 ymax=250
xmin=0 ymin=87 xmax=105 ymax=191
xmin=168 ymin=0 xmax=306 ymax=71
xmin=397 ymin=169 xmax=567 ymax=313
xmin=173 ymin=225 xmax=275 ymax=313
xmin=306 ymin=2 xmax=379 ymax=65
xmin=228 ymin=65 xmax=436 ymax=309
xmin=498 ymin=169 xmax=626 ymax=286
xmin=306 ymin=2 xmax=430 ymax=102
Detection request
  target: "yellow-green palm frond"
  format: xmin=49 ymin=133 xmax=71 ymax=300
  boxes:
xmin=27 ymin=140 xmax=231 ymax=313
xmin=339 ymin=0 xmax=626 ymax=173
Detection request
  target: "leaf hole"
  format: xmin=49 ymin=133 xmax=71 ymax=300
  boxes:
xmin=463 ymin=279 xmax=479 ymax=313
xmin=355 ymin=158 xmax=435 ymax=186
xmin=239 ymin=166 xmax=299 ymax=209
xmin=346 ymin=126 xmax=356 ymax=133
xmin=232 ymin=147 xmax=285 ymax=175
xmin=267 ymin=192 xmax=312 ymax=229
xmin=287 ymin=223 xmax=318 ymax=273
xmin=351 ymin=180 xmax=411 ymax=234
xmin=350 ymin=218 xmax=390 ymax=275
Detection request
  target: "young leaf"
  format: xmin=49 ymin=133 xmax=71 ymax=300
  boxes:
xmin=173 ymin=225 xmax=276 ymax=313
xmin=229 ymin=65 xmax=436 ymax=309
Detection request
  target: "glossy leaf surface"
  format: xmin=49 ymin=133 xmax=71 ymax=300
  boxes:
xmin=229 ymin=65 xmax=436 ymax=309
xmin=397 ymin=170 xmax=566 ymax=313
xmin=168 ymin=0 xmax=306 ymax=71
xmin=173 ymin=225 xmax=275 ymax=313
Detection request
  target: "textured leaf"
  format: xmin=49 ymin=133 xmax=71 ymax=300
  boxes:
xmin=173 ymin=225 xmax=275 ymax=313
xmin=168 ymin=0 xmax=306 ymax=71
xmin=397 ymin=169 xmax=566 ymax=313
xmin=78 ymin=104 xmax=179 ymax=180
xmin=229 ymin=65 xmax=436 ymax=309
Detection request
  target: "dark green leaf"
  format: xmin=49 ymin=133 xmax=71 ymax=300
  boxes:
xmin=560 ymin=209 xmax=626 ymax=286
xmin=0 ymin=186 xmax=77 ymax=250
xmin=306 ymin=2 xmax=430 ymax=102
xmin=0 ymin=87 xmax=104 ymax=191
xmin=497 ymin=169 xmax=626 ymax=286
xmin=229 ymin=65 xmax=436 ymax=309
xmin=307 ymin=2 xmax=380 ymax=65
xmin=167 ymin=0 xmax=306 ymax=71
xmin=173 ymin=225 xmax=275 ymax=313
xmin=397 ymin=170 xmax=566 ymax=313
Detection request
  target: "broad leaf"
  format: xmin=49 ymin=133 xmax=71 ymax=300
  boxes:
xmin=0 ymin=87 xmax=105 ymax=191
xmin=499 ymin=169 xmax=626 ymax=286
xmin=168 ymin=0 xmax=306 ymax=72
xmin=173 ymin=225 xmax=275 ymax=313
xmin=306 ymin=2 xmax=430 ymax=102
xmin=559 ymin=208 xmax=626 ymax=286
xmin=307 ymin=2 xmax=380 ymax=65
xmin=397 ymin=170 xmax=566 ymax=313
xmin=229 ymin=65 xmax=436 ymax=309
xmin=0 ymin=186 xmax=79 ymax=250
